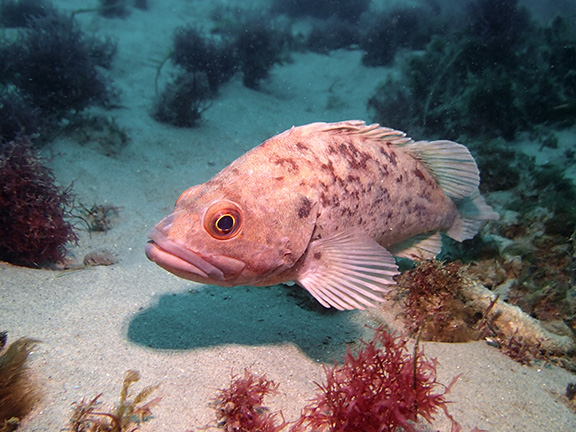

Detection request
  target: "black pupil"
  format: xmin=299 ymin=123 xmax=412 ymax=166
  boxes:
xmin=217 ymin=215 xmax=234 ymax=232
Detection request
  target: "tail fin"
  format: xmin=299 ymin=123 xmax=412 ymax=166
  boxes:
xmin=395 ymin=137 xmax=498 ymax=242
xmin=447 ymin=189 xmax=499 ymax=242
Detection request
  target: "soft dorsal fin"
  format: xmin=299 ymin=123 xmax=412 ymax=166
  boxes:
xmin=395 ymin=139 xmax=480 ymax=199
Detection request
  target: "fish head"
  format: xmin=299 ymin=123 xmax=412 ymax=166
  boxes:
xmin=145 ymin=181 xmax=318 ymax=286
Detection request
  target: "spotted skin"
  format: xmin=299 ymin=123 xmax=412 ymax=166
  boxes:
xmin=145 ymin=121 xmax=495 ymax=309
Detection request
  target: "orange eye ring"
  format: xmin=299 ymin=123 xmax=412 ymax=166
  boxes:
xmin=203 ymin=200 xmax=243 ymax=240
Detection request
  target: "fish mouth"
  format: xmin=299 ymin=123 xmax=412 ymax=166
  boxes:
xmin=146 ymin=228 xmax=243 ymax=282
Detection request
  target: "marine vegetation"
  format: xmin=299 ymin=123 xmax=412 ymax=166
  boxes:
xmin=67 ymin=370 xmax=160 ymax=432
xmin=212 ymin=369 xmax=285 ymax=432
xmin=368 ymin=0 xmax=576 ymax=140
xmin=394 ymin=249 xmax=575 ymax=366
xmin=153 ymin=71 xmax=212 ymax=128
xmin=0 ymin=333 xmax=40 ymax=432
xmin=467 ymin=142 xmax=576 ymax=349
xmin=0 ymin=87 xmax=43 ymax=143
xmin=0 ymin=0 xmax=55 ymax=27
xmin=211 ymin=327 xmax=471 ymax=432
xmin=272 ymin=0 xmax=368 ymax=23
xmin=234 ymin=19 xmax=288 ymax=90
xmin=153 ymin=26 xmax=233 ymax=127
xmin=73 ymin=203 xmax=121 ymax=233
xmin=170 ymin=26 xmax=237 ymax=92
xmin=0 ymin=6 xmax=117 ymax=142
xmin=395 ymin=260 xmax=484 ymax=343
xmin=98 ymin=0 xmax=131 ymax=18
xmin=0 ymin=138 xmax=77 ymax=267
xmin=154 ymin=17 xmax=289 ymax=126
xmin=291 ymin=326 xmax=460 ymax=432
xmin=359 ymin=5 xmax=441 ymax=67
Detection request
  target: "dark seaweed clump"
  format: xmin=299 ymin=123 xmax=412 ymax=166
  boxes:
xmin=368 ymin=0 xmax=576 ymax=141
xmin=272 ymin=0 xmax=369 ymax=23
xmin=0 ymin=6 xmax=117 ymax=142
xmin=97 ymin=0 xmax=148 ymax=18
xmin=152 ymin=25 xmax=234 ymax=127
xmin=234 ymin=20 xmax=288 ymax=89
xmin=0 ymin=0 xmax=55 ymax=27
xmin=98 ymin=0 xmax=131 ymax=18
xmin=360 ymin=5 xmax=443 ymax=67
xmin=153 ymin=71 xmax=213 ymax=128
xmin=154 ymin=19 xmax=289 ymax=127
xmin=171 ymin=26 xmax=237 ymax=92
xmin=0 ymin=138 xmax=77 ymax=266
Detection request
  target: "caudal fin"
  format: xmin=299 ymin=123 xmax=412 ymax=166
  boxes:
xmin=395 ymin=137 xmax=498 ymax=242
xmin=447 ymin=190 xmax=499 ymax=242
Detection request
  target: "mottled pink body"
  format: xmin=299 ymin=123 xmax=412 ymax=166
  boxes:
xmin=146 ymin=121 xmax=497 ymax=309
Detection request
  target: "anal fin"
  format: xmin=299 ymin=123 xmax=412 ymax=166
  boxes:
xmin=295 ymin=230 xmax=399 ymax=310
xmin=389 ymin=232 xmax=443 ymax=260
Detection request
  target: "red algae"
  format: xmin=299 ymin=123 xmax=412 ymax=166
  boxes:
xmin=291 ymin=326 xmax=459 ymax=432
xmin=0 ymin=138 xmax=76 ymax=267
xmin=213 ymin=369 xmax=286 ymax=432
xmin=210 ymin=328 xmax=476 ymax=432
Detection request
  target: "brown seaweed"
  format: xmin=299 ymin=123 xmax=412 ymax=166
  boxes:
xmin=67 ymin=370 xmax=160 ymax=432
xmin=0 ymin=336 xmax=40 ymax=431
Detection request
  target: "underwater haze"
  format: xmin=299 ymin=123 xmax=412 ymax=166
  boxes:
xmin=1 ymin=1 xmax=576 ymax=431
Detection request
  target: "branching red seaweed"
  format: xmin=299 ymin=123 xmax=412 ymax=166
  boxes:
xmin=291 ymin=326 xmax=459 ymax=432
xmin=213 ymin=369 xmax=286 ymax=432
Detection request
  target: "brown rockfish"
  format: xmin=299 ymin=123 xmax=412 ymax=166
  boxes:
xmin=146 ymin=121 xmax=497 ymax=310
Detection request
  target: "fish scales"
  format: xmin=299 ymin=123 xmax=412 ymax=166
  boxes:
xmin=146 ymin=121 xmax=498 ymax=310
xmin=262 ymin=127 xmax=458 ymax=247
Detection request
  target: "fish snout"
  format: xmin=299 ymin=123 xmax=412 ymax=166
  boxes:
xmin=145 ymin=222 xmax=245 ymax=283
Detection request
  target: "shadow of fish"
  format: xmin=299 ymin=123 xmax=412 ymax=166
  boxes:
xmin=146 ymin=121 xmax=498 ymax=310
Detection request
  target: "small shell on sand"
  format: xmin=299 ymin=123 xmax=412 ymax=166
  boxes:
xmin=83 ymin=250 xmax=119 ymax=267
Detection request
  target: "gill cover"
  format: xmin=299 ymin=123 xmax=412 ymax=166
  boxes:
xmin=172 ymin=180 xmax=320 ymax=285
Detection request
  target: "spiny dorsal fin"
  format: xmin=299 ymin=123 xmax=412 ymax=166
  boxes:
xmin=296 ymin=121 xmax=480 ymax=200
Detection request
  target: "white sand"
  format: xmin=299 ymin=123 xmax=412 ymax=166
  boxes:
xmin=2 ymin=1 xmax=576 ymax=431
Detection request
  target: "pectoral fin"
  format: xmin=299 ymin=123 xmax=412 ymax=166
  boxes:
xmin=295 ymin=230 xmax=399 ymax=310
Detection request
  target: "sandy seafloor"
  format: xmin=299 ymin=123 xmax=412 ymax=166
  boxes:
xmin=2 ymin=0 xmax=576 ymax=431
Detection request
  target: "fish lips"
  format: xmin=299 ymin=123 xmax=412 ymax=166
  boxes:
xmin=145 ymin=228 xmax=245 ymax=283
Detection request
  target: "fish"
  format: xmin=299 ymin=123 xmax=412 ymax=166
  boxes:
xmin=145 ymin=120 xmax=498 ymax=310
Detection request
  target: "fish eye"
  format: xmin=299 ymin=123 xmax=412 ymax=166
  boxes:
xmin=215 ymin=214 xmax=235 ymax=232
xmin=204 ymin=200 xmax=243 ymax=240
